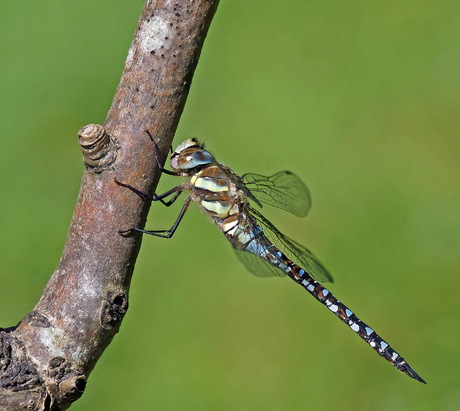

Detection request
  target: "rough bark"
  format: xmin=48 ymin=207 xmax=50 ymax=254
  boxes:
xmin=0 ymin=0 xmax=219 ymax=409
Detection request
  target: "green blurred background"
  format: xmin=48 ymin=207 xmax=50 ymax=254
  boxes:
xmin=1 ymin=1 xmax=459 ymax=409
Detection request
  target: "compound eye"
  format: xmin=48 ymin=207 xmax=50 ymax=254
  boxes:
xmin=171 ymin=148 xmax=214 ymax=170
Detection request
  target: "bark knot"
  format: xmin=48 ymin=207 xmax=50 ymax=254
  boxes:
xmin=46 ymin=357 xmax=87 ymax=407
xmin=78 ymin=124 xmax=119 ymax=171
xmin=100 ymin=291 xmax=129 ymax=330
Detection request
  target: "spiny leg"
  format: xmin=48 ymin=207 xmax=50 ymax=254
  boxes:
xmin=145 ymin=130 xmax=180 ymax=176
xmin=119 ymin=196 xmax=192 ymax=238
xmin=114 ymin=178 xmax=183 ymax=207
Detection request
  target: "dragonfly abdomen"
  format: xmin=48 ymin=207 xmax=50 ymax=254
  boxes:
xmin=269 ymin=248 xmax=426 ymax=383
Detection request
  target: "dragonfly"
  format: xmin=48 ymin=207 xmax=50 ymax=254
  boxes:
xmin=115 ymin=132 xmax=426 ymax=384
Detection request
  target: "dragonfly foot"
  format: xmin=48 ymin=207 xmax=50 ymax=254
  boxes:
xmin=117 ymin=228 xmax=135 ymax=237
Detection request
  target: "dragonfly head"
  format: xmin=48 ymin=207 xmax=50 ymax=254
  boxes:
xmin=170 ymin=138 xmax=215 ymax=171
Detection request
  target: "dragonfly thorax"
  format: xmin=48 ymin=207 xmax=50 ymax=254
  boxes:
xmin=170 ymin=138 xmax=215 ymax=172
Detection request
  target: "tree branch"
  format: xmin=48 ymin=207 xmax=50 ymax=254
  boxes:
xmin=0 ymin=1 xmax=219 ymax=409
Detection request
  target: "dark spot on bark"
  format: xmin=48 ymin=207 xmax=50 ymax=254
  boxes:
xmin=75 ymin=377 xmax=86 ymax=391
xmin=49 ymin=357 xmax=65 ymax=369
xmin=0 ymin=324 xmax=18 ymax=333
xmin=23 ymin=311 xmax=51 ymax=328
xmin=113 ymin=295 xmax=124 ymax=306
xmin=60 ymin=375 xmax=87 ymax=401
xmin=175 ymin=12 xmax=181 ymax=17
xmin=0 ymin=333 xmax=40 ymax=390
xmin=43 ymin=394 xmax=52 ymax=411
xmin=48 ymin=356 xmax=87 ymax=402
xmin=150 ymin=50 xmax=156 ymax=55
xmin=100 ymin=291 xmax=128 ymax=330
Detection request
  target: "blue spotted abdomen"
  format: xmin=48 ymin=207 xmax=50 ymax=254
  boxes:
xmin=270 ymin=248 xmax=424 ymax=381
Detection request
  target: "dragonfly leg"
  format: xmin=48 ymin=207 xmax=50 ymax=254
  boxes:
xmin=115 ymin=178 xmax=183 ymax=207
xmin=119 ymin=196 xmax=191 ymax=238
xmin=159 ymin=190 xmax=182 ymax=207
xmin=145 ymin=130 xmax=180 ymax=176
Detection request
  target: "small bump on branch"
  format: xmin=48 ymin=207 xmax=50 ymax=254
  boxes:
xmin=78 ymin=124 xmax=119 ymax=171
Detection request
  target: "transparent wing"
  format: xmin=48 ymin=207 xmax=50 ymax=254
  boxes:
xmin=229 ymin=214 xmax=285 ymax=278
xmin=241 ymin=171 xmax=311 ymax=217
xmin=247 ymin=208 xmax=333 ymax=283
xmin=234 ymin=248 xmax=286 ymax=277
